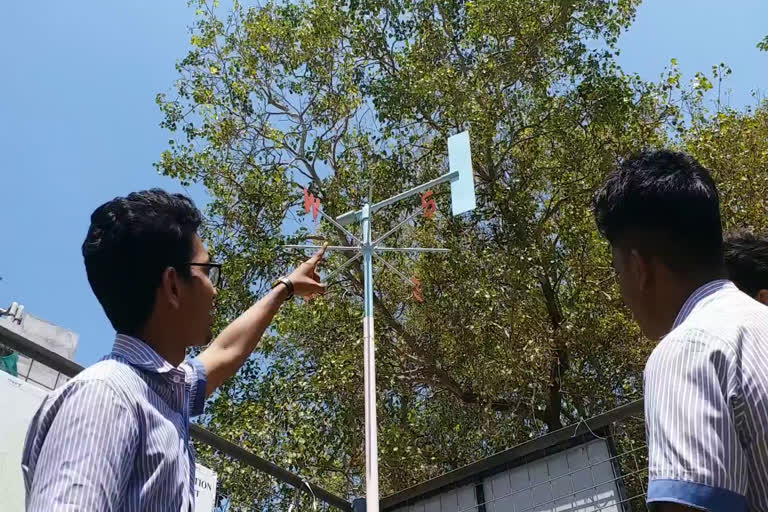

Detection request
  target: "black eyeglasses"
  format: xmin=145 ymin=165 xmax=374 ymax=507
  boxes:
xmin=187 ymin=263 xmax=222 ymax=287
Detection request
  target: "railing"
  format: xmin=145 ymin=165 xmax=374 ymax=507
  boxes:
xmin=381 ymin=401 xmax=647 ymax=512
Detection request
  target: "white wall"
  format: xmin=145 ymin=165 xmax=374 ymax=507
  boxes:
xmin=0 ymin=370 xmax=49 ymax=511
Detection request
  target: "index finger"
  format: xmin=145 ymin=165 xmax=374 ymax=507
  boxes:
xmin=307 ymin=243 xmax=327 ymax=264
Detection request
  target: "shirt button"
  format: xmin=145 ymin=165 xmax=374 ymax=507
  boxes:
xmin=172 ymin=375 xmax=181 ymax=384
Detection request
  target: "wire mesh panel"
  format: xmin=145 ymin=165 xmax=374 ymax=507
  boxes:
xmin=480 ymin=439 xmax=619 ymax=512
xmin=384 ymin=406 xmax=650 ymax=512
xmin=391 ymin=484 xmax=477 ymax=512
xmin=607 ymin=414 xmax=648 ymax=512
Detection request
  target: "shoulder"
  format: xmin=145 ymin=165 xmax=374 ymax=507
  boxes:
xmin=646 ymin=289 xmax=768 ymax=384
xmin=661 ymin=290 xmax=768 ymax=354
xmin=49 ymin=359 xmax=144 ymax=409
xmin=690 ymin=287 xmax=768 ymax=339
xmin=27 ymin=366 xmax=139 ymax=440
xmin=180 ymin=356 xmax=207 ymax=385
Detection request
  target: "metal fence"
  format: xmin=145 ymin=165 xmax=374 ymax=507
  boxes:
xmin=382 ymin=402 xmax=648 ymax=512
xmin=471 ymin=419 xmax=648 ymax=512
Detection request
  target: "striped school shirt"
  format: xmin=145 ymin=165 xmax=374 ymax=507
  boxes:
xmin=644 ymin=280 xmax=768 ymax=511
xmin=21 ymin=334 xmax=208 ymax=511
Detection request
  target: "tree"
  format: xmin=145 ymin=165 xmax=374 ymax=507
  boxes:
xmin=758 ymin=35 xmax=768 ymax=52
xmin=682 ymin=102 xmax=768 ymax=234
xmin=156 ymin=0 xmax=692 ymax=508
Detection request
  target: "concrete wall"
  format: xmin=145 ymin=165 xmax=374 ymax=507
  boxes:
xmin=0 ymin=310 xmax=78 ymax=391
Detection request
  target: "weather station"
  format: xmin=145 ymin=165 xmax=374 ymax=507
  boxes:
xmin=284 ymin=131 xmax=477 ymax=512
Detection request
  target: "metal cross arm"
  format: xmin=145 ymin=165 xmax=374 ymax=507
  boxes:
xmin=281 ymin=245 xmax=363 ymax=287
xmin=325 ymin=252 xmax=363 ymax=284
xmin=315 ymin=207 xmax=361 ymax=245
xmin=371 ymin=203 xmax=427 ymax=248
xmin=375 ymin=247 xmax=450 ymax=253
xmin=373 ymin=253 xmax=418 ymax=288
xmin=282 ymin=245 xmax=361 ymax=252
xmin=301 ymin=186 xmax=361 ymax=244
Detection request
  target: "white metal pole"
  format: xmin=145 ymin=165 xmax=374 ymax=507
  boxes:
xmin=361 ymin=203 xmax=379 ymax=512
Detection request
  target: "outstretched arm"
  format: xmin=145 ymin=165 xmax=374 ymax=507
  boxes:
xmin=198 ymin=246 xmax=327 ymax=397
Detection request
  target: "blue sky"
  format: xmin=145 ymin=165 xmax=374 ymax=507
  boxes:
xmin=1 ymin=0 xmax=766 ymax=366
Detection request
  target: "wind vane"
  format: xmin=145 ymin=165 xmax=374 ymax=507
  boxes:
xmin=283 ymin=131 xmax=476 ymax=512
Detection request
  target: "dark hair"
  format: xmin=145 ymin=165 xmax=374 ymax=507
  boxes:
xmin=592 ymin=150 xmax=723 ymax=274
xmin=82 ymin=189 xmax=202 ymax=335
xmin=724 ymin=231 xmax=768 ymax=297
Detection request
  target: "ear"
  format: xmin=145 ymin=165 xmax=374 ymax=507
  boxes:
xmin=159 ymin=266 xmax=182 ymax=309
xmin=628 ymin=248 xmax=653 ymax=291
xmin=756 ymin=289 xmax=768 ymax=306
